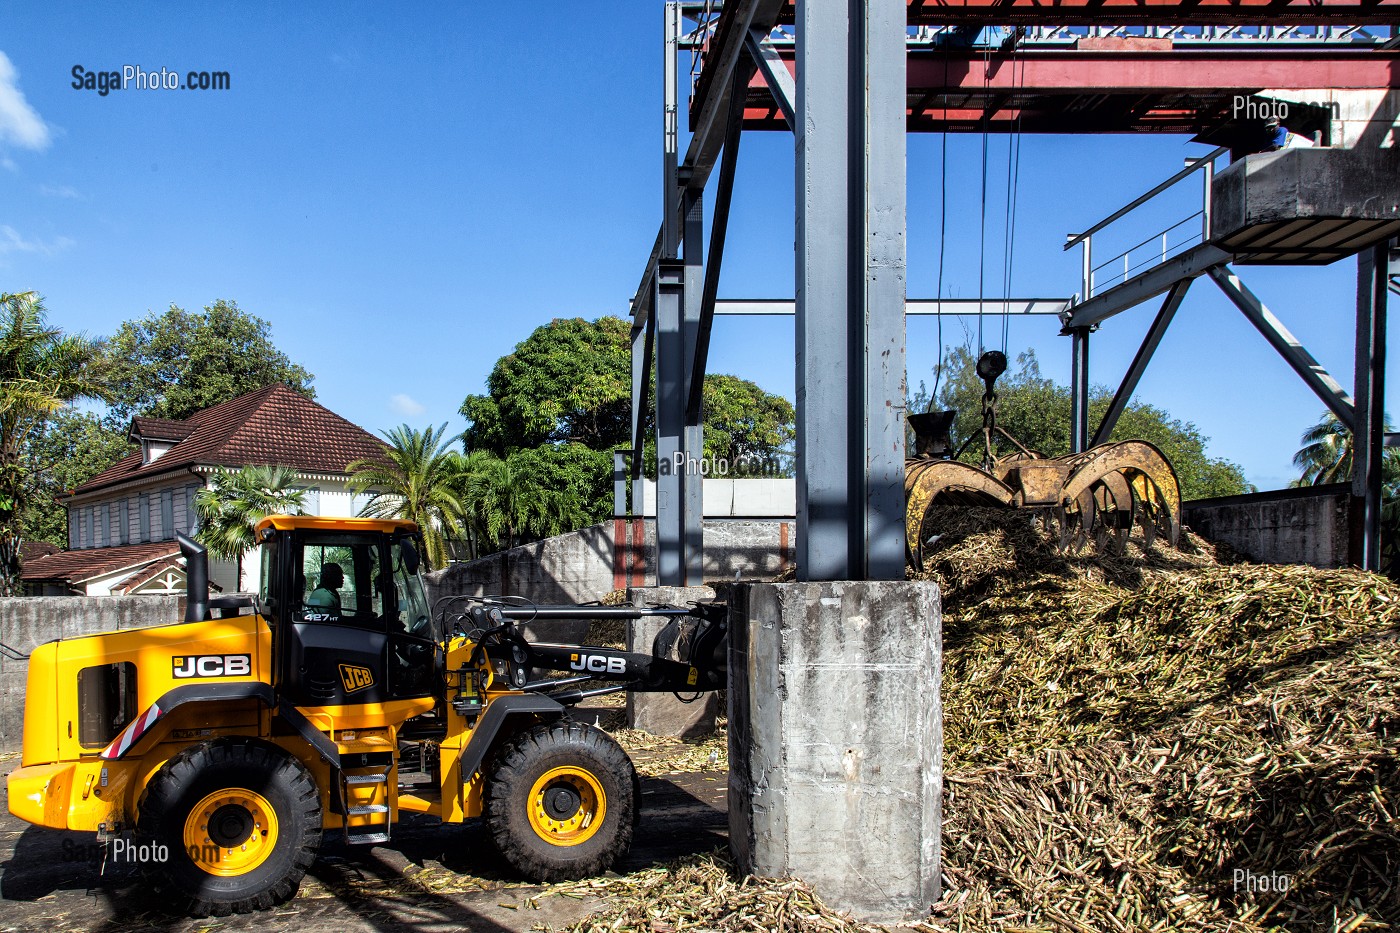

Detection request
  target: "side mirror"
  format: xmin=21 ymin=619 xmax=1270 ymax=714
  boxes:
xmin=400 ymin=538 xmax=420 ymax=575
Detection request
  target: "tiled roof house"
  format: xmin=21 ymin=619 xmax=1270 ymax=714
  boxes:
xmin=22 ymin=384 xmax=388 ymax=596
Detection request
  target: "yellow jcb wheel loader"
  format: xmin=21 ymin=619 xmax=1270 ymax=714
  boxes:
xmin=6 ymin=515 xmax=727 ymax=917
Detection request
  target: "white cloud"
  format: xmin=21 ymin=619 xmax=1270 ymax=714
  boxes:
xmin=390 ymin=393 xmax=426 ymax=417
xmin=0 ymin=225 xmax=74 ymax=256
xmin=38 ymin=183 xmax=80 ymax=199
xmin=0 ymin=51 xmax=50 ymax=151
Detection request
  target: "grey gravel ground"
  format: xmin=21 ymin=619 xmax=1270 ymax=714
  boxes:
xmin=0 ymin=751 xmax=728 ymax=933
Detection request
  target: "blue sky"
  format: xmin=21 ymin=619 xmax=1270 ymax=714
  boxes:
xmin=0 ymin=4 xmax=1390 ymax=491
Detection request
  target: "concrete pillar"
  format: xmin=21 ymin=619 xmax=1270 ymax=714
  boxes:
xmin=626 ymin=585 xmax=719 ymax=739
xmin=728 ymin=580 xmax=942 ymax=923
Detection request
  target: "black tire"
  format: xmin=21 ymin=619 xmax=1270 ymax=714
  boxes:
xmin=137 ymin=737 xmax=322 ymax=917
xmin=483 ymin=721 xmax=636 ymax=882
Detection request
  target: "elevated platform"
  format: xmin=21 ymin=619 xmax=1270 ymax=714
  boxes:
xmin=1065 ymin=147 xmax=1398 ymax=328
xmin=1212 ymin=147 xmax=1400 ymax=263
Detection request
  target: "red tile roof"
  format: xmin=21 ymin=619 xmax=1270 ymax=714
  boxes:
xmin=19 ymin=541 xmax=60 ymax=564
xmin=21 ymin=541 xmax=181 ymax=584
xmin=74 ymin=384 xmax=389 ymax=496
xmin=129 ymin=416 xmax=196 ymax=442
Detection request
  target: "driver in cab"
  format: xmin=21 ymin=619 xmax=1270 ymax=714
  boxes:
xmin=306 ymin=562 xmax=344 ymax=615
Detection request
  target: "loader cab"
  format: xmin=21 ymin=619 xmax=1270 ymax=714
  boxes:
xmin=253 ymin=516 xmax=439 ymax=708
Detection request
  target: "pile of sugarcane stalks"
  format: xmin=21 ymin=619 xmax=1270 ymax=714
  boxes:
xmin=919 ymin=506 xmax=1399 ymax=932
xmin=567 ymin=507 xmax=1396 ymax=932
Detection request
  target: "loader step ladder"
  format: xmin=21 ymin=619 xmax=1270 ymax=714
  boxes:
xmin=339 ymin=757 xmax=393 ymax=845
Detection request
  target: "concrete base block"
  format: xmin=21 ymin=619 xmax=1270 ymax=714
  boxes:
xmin=728 ymin=580 xmax=943 ymax=923
xmin=626 ymin=586 xmax=720 ymax=740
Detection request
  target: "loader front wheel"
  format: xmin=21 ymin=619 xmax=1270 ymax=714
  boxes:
xmin=137 ymin=737 xmax=322 ymax=917
xmin=484 ymin=721 xmax=635 ymax=881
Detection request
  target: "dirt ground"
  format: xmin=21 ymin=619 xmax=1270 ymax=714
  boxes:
xmin=0 ymin=744 xmax=728 ymax=933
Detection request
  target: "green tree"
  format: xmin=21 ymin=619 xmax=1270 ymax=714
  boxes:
xmin=101 ymin=299 xmax=314 ymax=426
xmin=0 ymin=293 xmax=106 ymax=594
xmin=698 ymin=374 xmax=795 ymax=473
xmin=461 ymin=451 xmax=587 ymax=553
xmin=912 ymin=343 xmax=1249 ymax=501
xmin=504 ymin=443 xmax=613 ymax=528
xmin=462 ymin=316 xmax=633 ymax=454
xmin=460 ymin=317 xmax=796 ymax=538
xmin=194 ymin=465 xmax=307 ymax=590
xmin=1288 ymin=410 xmax=1398 ymax=486
xmin=21 ymin=411 xmax=132 ymax=546
xmin=347 ymin=424 xmax=465 ymax=571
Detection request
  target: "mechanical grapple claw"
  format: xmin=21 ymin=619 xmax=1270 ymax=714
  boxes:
xmin=904 ymin=353 xmax=1183 ymax=568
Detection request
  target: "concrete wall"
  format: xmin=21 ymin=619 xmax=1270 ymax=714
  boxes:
xmin=1183 ymin=485 xmax=1352 ymax=568
xmin=426 ymin=519 xmax=796 ymax=608
xmin=635 ymin=478 xmax=797 ymax=518
xmin=0 ymin=595 xmax=184 ymax=754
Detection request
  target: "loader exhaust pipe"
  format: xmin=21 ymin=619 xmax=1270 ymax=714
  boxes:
xmin=176 ymin=532 xmax=209 ymax=623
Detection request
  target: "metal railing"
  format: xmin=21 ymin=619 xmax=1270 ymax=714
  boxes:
xmin=1064 ymin=146 xmax=1228 ymax=302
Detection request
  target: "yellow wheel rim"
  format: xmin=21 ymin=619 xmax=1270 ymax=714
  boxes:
xmin=527 ymin=766 xmax=606 ymax=847
xmin=182 ymin=789 xmax=279 ymax=876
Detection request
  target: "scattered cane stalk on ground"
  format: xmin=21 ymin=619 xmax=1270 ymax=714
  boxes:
xmin=565 ymin=506 xmax=1399 ymax=932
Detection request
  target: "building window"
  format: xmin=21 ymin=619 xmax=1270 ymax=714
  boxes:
xmin=119 ymin=499 xmax=130 ymax=545
xmin=160 ymin=489 xmax=174 ymax=541
xmin=138 ymin=494 xmax=150 ymax=543
xmin=83 ymin=507 xmax=94 ymax=549
xmin=184 ymin=484 xmax=199 ymax=533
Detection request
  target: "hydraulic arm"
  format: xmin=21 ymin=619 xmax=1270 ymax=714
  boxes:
xmin=448 ymin=600 xmax=728 ymax=703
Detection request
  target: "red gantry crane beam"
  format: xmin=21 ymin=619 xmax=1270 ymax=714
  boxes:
xmin=728 ymin=47 xmax=1400 ymax=132
xmin=687 ymin=0 xmax=1400 ymax=133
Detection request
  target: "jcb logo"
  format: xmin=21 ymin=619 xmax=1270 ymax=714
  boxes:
xmin=569 ymin=653 xmax=626 ymax=675
xmin=172 ymin=655 xmax=251 ymax=679
xmin=339 ymin=664 xmax=375 ymax=694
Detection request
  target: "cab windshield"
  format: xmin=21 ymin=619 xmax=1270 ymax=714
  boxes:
xmin=286 ymin=532 xmax=435 ymax=642
xmin=389 ymin=536 xmax=435 ymax=641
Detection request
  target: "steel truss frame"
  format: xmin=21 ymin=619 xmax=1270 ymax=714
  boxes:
xmin=627 ymin=1 xmax=1400 ymax=582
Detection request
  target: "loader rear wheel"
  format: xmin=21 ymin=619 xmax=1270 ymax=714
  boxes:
xmin=484 ymin=721 xmax=635 ymax=882
xmin=137 ymin=737 xmax=322 ymax=917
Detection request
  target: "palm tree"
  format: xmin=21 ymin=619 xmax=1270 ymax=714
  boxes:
xmin=347 ymin=423 xmax=467 ymax=571
xmin=1292 ymin=410 xmax=1396 ymax=486
xmin=461 ymin=452 xmax=586 ymax=553
xmin=194 ymin=465 xmax=306 ymax=590
xmin=0 ymin=293 xmax=106 ymax=594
